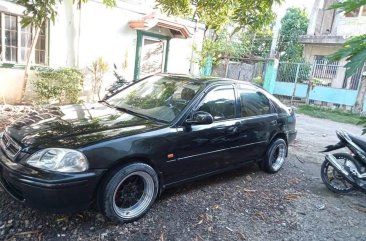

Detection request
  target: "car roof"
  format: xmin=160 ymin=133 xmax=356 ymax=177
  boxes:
xmin=157 ymin=73 xmax=258 ymax=88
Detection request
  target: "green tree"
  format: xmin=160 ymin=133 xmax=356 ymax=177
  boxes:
xmin=328 ymin=0 xmax=366 ymax=113
xmin=17 ymin=0 xmax=280 ymax=96
xmin=277 ymin=8 xmax=309 ymax=61
xmin=157 ymin=0 xmax=281 ymax=33
xmin=239 ymin=27 xmax=273 ymax=58
xmin=16 ymin=0 xmax=60 ymax=99
xmin=199 ymin=27 xmax=272 ymax=67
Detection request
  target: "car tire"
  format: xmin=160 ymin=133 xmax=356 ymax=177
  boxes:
xmin=260 ymin=138 xmax=287 ymax=173
xmin=97 ymin=162 xmax=159 ymax=223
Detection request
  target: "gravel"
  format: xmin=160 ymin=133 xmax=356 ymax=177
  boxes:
xmin=1 ymin=106 xmax=366 ymax=241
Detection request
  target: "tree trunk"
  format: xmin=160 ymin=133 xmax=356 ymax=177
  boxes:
xmin=354 ymin=77 xmax=366 ymax=113
xmin=21 ymin=24 xmax=43 ymax=100
xmin=224 ymin=57 xmax=229 ymax=78
xmin=64 ymin=0 xmax=77 ymax=67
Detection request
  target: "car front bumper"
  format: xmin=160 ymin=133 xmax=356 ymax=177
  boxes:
xmin=0 ymin=149 xmax=106 ymax=213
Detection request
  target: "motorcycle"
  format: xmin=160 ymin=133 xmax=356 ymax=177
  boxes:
xmin=321 ymin=130 xmax=366 ymax=194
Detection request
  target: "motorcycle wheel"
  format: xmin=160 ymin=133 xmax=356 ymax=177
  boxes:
xmin=320 ymin=153 xmax=355 ymax=194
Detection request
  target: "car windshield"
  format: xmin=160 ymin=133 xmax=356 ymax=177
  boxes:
xmin=106 ymin=75 xmax=204 ymax=123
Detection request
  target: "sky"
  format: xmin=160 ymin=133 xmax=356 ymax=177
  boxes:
xmin=274 ymin=0 xmax=316 ymax=21
xmin=269 ymin=0 xmax=316 ymax=55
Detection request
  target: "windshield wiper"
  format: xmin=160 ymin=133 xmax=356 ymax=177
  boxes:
xmin=100 ymin=100 xmax=167 ymax=124
xmin=118 ymin=107 xmax=168 ymax=124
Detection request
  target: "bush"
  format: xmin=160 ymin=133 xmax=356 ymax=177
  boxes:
xmin=253 ymin=76 xmax=264 ymax=86
xmin=33 ymin=68 xmax=84 ymax=104
xmin=277 ymin=62 xmax=311 ymax=83
xmin=88 ymin=57 xmax=109 ymax=101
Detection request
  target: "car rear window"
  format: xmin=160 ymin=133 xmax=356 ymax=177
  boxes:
xmin=238 ymin=87 xmax=272 ymax=117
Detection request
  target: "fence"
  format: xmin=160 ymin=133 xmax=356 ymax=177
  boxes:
xmin=203 ymin=58 xmax=366 ymax=112
xmin=267 ymin=60 xmax=366 ymax=111
xmin=210 ymin=60 xmax=266 ymax=83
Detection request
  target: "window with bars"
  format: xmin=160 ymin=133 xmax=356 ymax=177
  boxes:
xmin=0 ymin=12 xmax=47 ymax=65
xmin=313 ymin=55 xmax=339 ymax=80
xmin=342 ymin=63 xmax=366 ymax=90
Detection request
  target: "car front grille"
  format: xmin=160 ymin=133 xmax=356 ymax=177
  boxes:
xmin=0 ymin=132 xmax=21 ymax=160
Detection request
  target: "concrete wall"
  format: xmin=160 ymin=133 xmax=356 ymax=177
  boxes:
xmin=299 ymin=1 xmax=366 ymax=95
xmin=273 ymin=81 xmax=358 ymax=106
xmin=307 ymin=0 xmax=366 ymax=37
xmin=212 ymin=61 xmax=264 ymax=82
xmin=303 ymin=45 xmax=347 ymax=88
xmin=53 ymin=0 xmax=204 ymax=79
xmin=337 ymin=16 xmax=366 ymax=36
xmin=307 ymin=0 xmax=338 ymax=35
xmin=303 ymin=44 xmax=341 ymax=62
xmin=0 ymin=69 xmax=25 ymax=103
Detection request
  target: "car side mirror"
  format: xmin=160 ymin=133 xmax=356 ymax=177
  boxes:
xmin=185 ymin=111 xmax=213 ymax=125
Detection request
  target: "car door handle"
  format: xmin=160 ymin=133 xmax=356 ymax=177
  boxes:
xmin=270 ymin=120 xmax=277 ymax=126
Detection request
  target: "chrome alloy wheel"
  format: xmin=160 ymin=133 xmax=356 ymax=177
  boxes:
xmin=271 ymin=143 xmax=286 ymax=171
xmin=112 ymin=171 xmax=155 ymax=219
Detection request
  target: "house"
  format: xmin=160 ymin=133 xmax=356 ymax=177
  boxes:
xmin=0 ymin=0 xmax=205 ymax=104
xmin=299 ymin=0 xmax=366 ymax=90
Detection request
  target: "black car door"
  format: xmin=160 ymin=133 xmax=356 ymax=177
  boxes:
xmin=164 ymin=84 xmax=242 ymax=182
xmin=232 ymin=84 xmax=279 ymax=163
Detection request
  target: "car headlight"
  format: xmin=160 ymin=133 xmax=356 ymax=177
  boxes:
xmin=26 ymin=148 xmax=89 ymax=173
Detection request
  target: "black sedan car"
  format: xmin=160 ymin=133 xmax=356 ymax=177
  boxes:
xmin=0 ymin=74 xmax=296 ymax=223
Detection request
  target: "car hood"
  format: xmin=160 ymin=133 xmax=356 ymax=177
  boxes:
xmin=5 ymin=103 xmax=162 ymax=149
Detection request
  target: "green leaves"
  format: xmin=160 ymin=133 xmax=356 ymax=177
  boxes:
xmin=278 ymin=8 xmax=309 ymax=62
xmin=16 ymin=0 xmax=61 ymax=27
xmin=197 ymin=27 xmax=272 ymax=68
xmin=34 ymin=68 xmax=84 ymax=104
xmin=156 ymin=0 xmax=281 ymax=32
xmin=345 ymin=48 xmax=366 ymax=78
xmin=156 ymin=0 xmax=193 ymax=17
xmin=196 ymin=0 xmax=233 ymax=31
xmin=329 ymin=0 xmax=366 ymax=13
xmin=328 ymin=34 xmax=366 ymax=77
xmin=232 ymin=0 xmax=281 ymax=32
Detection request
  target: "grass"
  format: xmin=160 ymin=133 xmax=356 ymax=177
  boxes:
xmin=296 ymin=105 xmax=364 ymax=125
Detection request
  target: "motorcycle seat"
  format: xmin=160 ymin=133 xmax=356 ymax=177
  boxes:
xmin=349 ymin=133 xmax=366 ymax=152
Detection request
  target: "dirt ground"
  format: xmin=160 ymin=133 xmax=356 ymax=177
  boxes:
xmin=1 ymin=109 xmax=366 ymax=241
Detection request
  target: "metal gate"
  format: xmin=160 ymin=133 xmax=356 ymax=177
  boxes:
xmin=274 ymin=61 xmax=366 ymax=107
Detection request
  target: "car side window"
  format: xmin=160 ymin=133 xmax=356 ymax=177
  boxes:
xmin=197 ymin=87 xmax=235 ymax=121
xmin=239 ymin=88 xmax=271 ymax=117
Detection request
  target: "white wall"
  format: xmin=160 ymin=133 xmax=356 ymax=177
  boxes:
xmin=75 ymin=0 xmax=204 ymax=79
xmin=336 ymin=16 xmax=366 ymax=36
xmin=0 ymin=69 xmax=25 ymax=103
xmin=2 ymin=0 xmax=205 ymax=103
xmin=50 ymin=0 xmax=204 ymax=89
xmin=168 ymin=33 xmax=203 ymax=75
